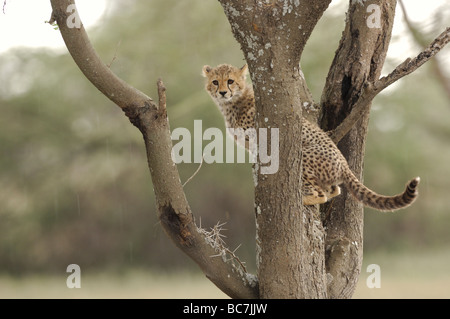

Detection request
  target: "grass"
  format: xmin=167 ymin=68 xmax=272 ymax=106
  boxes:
xmin=353 ymin=247 xmax=450 ymax=299
xmin=0 ymin=270 xmax=228 ymax=299
xmin=1 ymin=248 xmax=449 ymax=299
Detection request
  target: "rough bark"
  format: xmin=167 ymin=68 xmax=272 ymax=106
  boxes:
xmin=219 ymin=0 xmax=331 ymax=298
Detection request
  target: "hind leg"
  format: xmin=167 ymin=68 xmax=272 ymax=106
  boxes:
xmin=324 ymin=185 xmax=341 ymax=199
xmin=302 ymin=178 xmax=328 ymax=205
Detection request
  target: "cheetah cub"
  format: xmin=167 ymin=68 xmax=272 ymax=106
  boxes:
xmin=202 ymin=64 xmax=420 ymax=211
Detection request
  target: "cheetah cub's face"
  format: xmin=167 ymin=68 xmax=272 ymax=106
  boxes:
xmin=202 ymin=64 xmax=248 ymax=103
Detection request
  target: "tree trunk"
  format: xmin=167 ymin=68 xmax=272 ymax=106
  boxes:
xmin=219 ymin=0 xmax=331 ymax=298
xmin=320 ymin=0 xmax=396 ymax=298
xmin=220 ymin=0 xmax=396 ymax=298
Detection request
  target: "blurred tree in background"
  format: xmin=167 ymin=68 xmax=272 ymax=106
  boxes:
xmin=0 ymin=0 xmax=449 ymax=276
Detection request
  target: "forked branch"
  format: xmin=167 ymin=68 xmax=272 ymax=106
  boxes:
xmin=330 ymin=27 xmax=450 ymax=143
xmin=49 ymin=0 xmax=258 ymax=299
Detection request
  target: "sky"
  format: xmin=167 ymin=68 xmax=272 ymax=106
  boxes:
xmin=0 ymin=0 xmax=107 ymax=53
xmin=0 ymin=0 xmax=448 ymax=63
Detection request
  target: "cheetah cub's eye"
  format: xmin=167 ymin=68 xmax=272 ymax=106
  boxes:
xmin=227 ymin=79 xmax=234 ymax=85
xmin=212 ymin=80 xmax=219 ymax=86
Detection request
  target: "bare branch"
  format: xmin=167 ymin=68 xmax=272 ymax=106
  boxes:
xmin=330 ymin=27 xmax=450 ymax=143
xmin=157 ymin=78 xmax=166 ymax=111
xmin=375 ymin=27 xmax=450 ymax=92
xmin=49 ymin=0 xmax=152 ymax=110
xmin=50 ymin=0 xmax=258 ymax=299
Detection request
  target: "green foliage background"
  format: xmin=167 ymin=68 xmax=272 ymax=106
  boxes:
xmin=0 ymin=0 xmax=449 ymax=276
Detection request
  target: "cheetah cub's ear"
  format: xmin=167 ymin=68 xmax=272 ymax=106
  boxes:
xmin=202 ymin=65 xmax=212 ymax=77
xmin=239 ymin=64 xmax=248 ymax=79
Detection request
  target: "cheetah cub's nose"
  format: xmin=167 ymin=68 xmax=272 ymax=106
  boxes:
xmin=219 ymin=91 xmax=227 ymax=97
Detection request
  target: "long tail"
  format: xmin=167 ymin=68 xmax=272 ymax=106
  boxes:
xmin=343 ymin=170 xmax=420 ymax=211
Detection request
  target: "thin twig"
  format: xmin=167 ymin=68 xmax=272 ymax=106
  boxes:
xmin=182 ymin=154 xmax=204 ymax=187
xmin=224 ymin=244 xmax=247 ymax=273
xmin=107 ymin=40 xmax=122 ymax=68
xmin=198 ymin=221 xmax=247 ymax=273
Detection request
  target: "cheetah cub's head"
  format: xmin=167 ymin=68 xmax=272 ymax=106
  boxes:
xmin=202 ymin=64 xmax=248 ymax=103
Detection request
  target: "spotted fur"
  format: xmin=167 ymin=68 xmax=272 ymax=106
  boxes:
xmin=202 ymin=64 xmax=420 ymax=211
